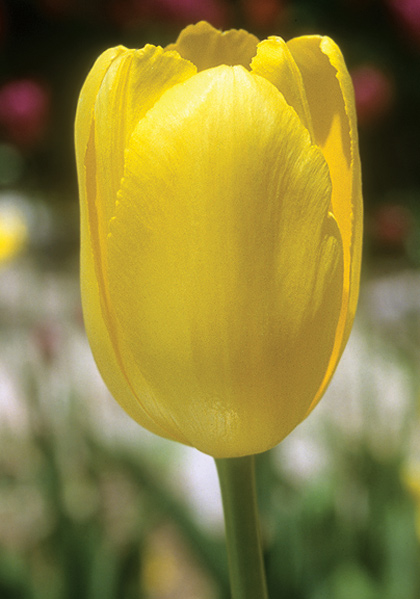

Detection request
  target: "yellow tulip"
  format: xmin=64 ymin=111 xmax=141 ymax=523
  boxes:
xmin=75 ymin=21 xmax=362 ymax=458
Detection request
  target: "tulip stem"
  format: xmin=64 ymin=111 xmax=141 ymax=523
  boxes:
xmin=215 ymin=455 xmax=269 ymax=599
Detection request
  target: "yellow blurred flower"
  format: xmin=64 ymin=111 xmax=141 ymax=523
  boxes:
xmin=0 ymin=203 xmax=27 ymax=264
xmin=75 ymin=22 xmax=362 ymax=458
xmin=402 ymin=465 xmax=420 ymax=540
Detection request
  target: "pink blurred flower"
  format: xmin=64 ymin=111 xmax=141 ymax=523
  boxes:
xmin=155 ymin=0 xmax=228 ymax=26
xmin=386 ymin=0 xmax=420 ymax=46
xmin=242 ymin=0 xmax=286 ymax=30
xmin=109 ymin=0 xmax=228 ymax=28
xmin=107 ymin=0 xmax=149 ymax=26
xmin=371 ymin=203 xmax=413 ymax=250
xmin=32 ymin=321 xmax=62 ymax=364
xmin=351 ymin=64 xmax=394 ymax=126
xmin=0 ymin=79 xmax=50 ymax=148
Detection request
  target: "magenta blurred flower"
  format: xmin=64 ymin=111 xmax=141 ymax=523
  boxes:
xmin=371 ymin=203 xmax=413 ymax=250
xmin=109 ymin=0 xmax=228 ymax=28
xmin=33 ymin=321 xmax=62 ymax=364
xmin=351 ymin=64 xmax=394 ymax=126
xmin=0 ymin=79 xmax=50 ymax=148
xmin=386 ymin=0 xmax=420 ymax=46
xmin=155 ymin=0 xmax=228 ymax=26
xmin=242 ymin=0 xmax=286 ymax=29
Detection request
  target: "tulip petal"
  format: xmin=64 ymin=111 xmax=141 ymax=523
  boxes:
xmin=94 ymin=45 xmax=196 ymax=230
xmin=76 ymin=46 xmax=196 ymax=442
xmin=287 ymin=35 xmax=363 ymax=410
xmin=166 ymin=20 xmax=259 ymax=72
xmin=106 ymin=65 xmax=343 ymax=457
xmin=251 ymin=37 xmax=314 ymax=139
xmin=75 ymin=46 xmax=126 ymax=179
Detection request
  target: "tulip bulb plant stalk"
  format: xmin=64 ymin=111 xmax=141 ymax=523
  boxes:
xmin=76 ymin=21 xmax=362 ymax=599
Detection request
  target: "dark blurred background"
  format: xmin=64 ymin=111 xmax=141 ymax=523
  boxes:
xmin=1 ymin=0 xmax=420 ymax=262
xmin=2 ymin=1 xmax=420 ymax=598
xmin=1 ymin=0 xmax=420 ymax=264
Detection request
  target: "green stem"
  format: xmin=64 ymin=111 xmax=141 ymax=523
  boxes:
xmin=215 ymin=456 xmax=269 ymax=599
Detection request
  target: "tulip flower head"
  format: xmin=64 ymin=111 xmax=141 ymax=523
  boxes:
xmin=76 ymin=22 xmax=362 ymax=458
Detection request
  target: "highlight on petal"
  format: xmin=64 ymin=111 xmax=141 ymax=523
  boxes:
xmin=251 ymin=37 xmax=314 ymax=139
xmin=287 ymin=35 xmax=363 ymax=411
xmin=166 ymin=20 xmax=259 ymax=71
xmin=105 ymin=64 xmax=342 ymax=457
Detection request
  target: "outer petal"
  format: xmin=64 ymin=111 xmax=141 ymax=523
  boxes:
xmin=93 ymin=45 xmax=196 ymax=232
xmin=287 ymin=35 xmax=363 ymax=411
xmin=75 ymin=46 xmax=126 ymax=177
xmin=106 ymin=65 xmax=344 ymax=457
xmin=251 ymin=37 xmax=314 ymax=139
xmin=166 ymin=21 xmax=259 ymax=71
xmin=76 ymin=46 xmax=196 ymax=442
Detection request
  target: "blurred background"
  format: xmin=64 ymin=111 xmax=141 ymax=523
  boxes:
xmin=1 ymin=0 xmax=420 ymax=597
